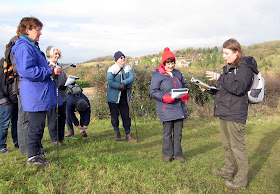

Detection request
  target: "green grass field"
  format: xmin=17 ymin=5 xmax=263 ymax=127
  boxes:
xmin=0 ymin=113 xmax=280 ymax=193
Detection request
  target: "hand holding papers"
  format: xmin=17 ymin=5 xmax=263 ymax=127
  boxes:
xmin=191 ymin=77 xmax=217 ymax=90
xmin=171 ymin=88 xmax=189 ymax=99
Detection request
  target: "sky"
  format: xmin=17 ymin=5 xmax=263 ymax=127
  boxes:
xmin=0 ymin=0 xmax=279 ymax=63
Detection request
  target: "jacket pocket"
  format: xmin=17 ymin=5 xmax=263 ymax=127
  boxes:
xmin=39 ymin=84 xmax=49 ymax=102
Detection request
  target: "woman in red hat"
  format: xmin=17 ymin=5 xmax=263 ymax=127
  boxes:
xmin=149 ymin=47 xmax=189 ymax=163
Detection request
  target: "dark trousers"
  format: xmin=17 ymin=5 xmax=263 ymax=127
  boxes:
xmin=162 ymin=119 xmax=183 ymax=158
xmin=66 ymin=107 xmax=74 ymax=133
xmin=108 ymin=92 xmax=131 ymax=135
xmin=47 ymin=102 xmax=66 ymax=142
xmin=17 ymin=95 xmax=29 ymax=154
xmin=11 ymin=102 xmax=18 ymax=144
xmin=27 ymin=111 xmax=47 ymax=158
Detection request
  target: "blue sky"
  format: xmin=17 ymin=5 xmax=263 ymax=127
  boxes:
xmin=0 ymin=0 xmax=279 ymax=63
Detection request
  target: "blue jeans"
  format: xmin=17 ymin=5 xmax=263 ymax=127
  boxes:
xmin=0 ymin=103 xmax=18 ymax=149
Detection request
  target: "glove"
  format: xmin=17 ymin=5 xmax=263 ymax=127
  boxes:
xmin=180 ymin=93 xmax=189 ymax=102
xmin=119 ymin=82 xmax=126 ymax=91
xmin=58 ymin=85 xmax=67 ymax=90
xmin=126 ymin=84 xmax=132 ymax=90
xmin=163 ymin=94 xmax=175 ymax=103
xmin=206 ymin=71 xmax=220 ymax=81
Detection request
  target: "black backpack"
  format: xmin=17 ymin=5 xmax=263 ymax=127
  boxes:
xmin=67 ymin=83 xmax=83 ymax=95
xmin=3 ymin=41 xmax=17 ymax=85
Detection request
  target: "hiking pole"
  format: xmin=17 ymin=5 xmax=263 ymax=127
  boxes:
xmin=55 ymin=75 xmax=60 ymax=166
xmin=62 ymin=63 xmax=77 ymax=71
xmin=130 ymin=90 xmax=139 ymax=143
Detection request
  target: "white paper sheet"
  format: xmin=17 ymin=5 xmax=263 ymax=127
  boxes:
xmin=171 ymin=88 xmax=189 ymax=99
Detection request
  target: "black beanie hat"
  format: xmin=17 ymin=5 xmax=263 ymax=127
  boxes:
xmin=77 ymin=99 xmax=89 ymax=112
xmin=114 ymin=51 xmax=125 ymax=62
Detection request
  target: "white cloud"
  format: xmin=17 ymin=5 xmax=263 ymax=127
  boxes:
xmin=0 ymin=0 xmax=279 ymax=63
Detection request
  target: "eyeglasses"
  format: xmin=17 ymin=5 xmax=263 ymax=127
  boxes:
xmin=120 ymin=56 xmax=125 ymax=60
xmin=165 ymin=62 xmax=175 ymax=66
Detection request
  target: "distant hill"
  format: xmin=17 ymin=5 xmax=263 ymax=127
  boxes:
xmin=82 ymin=40 xmax=280 ymax=72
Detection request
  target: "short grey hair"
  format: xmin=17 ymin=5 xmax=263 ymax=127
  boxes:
xmin=46 ymin=46 xmax=61 ymax=59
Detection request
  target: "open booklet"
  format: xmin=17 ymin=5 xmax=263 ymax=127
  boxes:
xmin=171 ymin=88 xmax=189 ymax=99
xmin=191 ymin=77 xmax=217 ymax=90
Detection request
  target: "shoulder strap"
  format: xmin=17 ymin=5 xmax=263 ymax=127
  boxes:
xmin=113 ymin=67 xmax=123 ymax=78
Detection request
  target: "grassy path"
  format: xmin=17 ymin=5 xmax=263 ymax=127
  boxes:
xmin=0 ymin=115 xmax=279 ymax=193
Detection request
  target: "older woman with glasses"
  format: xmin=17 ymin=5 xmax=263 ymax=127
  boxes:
xmin=12 ymin=17 xmax=62 ymax=166
xmin=149 ymin=47 xmax=189 ymax=163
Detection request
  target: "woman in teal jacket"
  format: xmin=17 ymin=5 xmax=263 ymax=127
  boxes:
xmin=12 ymin=17 xmax=62 ymax=166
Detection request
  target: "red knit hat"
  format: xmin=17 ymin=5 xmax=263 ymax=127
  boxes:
xmin=161 ymin=47 xmax=175 ymax=65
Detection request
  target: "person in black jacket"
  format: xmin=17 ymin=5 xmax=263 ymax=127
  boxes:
xmin=0 ymin=57 xmax=18 ymax=153
xmin=46 ymin=46 xmax=68 ymax=145
xmin=201 ymin=38 xmax=258 ymax=190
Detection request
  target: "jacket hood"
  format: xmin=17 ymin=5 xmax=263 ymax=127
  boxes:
xmin=156 ymin=64 xmax=167 ymax=74
xmin=241 ymin=56 xmax=259 ymax=74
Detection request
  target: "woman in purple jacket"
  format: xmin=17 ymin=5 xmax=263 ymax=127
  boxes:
xmin=149 ymin=47 xmax=189 ymax=163
xmin=12 ymin=17 xmax=62 ymax=166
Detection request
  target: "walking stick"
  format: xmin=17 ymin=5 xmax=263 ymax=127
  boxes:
xmin=130 ymin=90 xmax=139 ymax=143
xmin=55 ymin=75 xmax=60 ymax=166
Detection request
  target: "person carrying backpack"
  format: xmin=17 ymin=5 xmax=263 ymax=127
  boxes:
xmin=65 ymin=87 xmax=91 ymax=138
xmin=0 ymin=57 xmax=18 ymax=153
xmin=200 ymin=38 xmax=259 ymax=190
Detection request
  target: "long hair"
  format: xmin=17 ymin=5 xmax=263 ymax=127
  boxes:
xmin=223 ymin=38 xmax=244 ymax=67
xmin=16 ymin=17 xmax=43 ymax=37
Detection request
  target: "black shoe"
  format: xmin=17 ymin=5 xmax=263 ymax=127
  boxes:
xmin=0 ymin=148 xmax=10 ymax=153
xmin=225 ymin=180 xmax=246 ymax=190
xmin=27 ymin=155 xmax=50 ymax=166
xmin=14 ymin=142 xmax=19 ymax=148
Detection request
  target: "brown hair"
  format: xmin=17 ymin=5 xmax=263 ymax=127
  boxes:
xmin=164 ymin=58 xmax=175 ymax=66
xmin=223 ymin=38 xmax=244 ymax=67
xmin=16 ymin=17 xmax=43 ymax=37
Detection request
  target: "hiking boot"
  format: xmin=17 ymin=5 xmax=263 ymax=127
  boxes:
xmin=80 ymin=131 xmax=88 ymax=137
xmin=65 ymin=132 xmax=74 ymax=137
xmin=126 ymin=133 xmax=137 ymax=142
xmin=224 ymin=180 xmax=246 ymax=190
xmin=174 ymin=156 xmax=185 ymax=163
xmin=27 ymin=155 xmax=50 ymax=166
xmin=0 ymin=148 xmax=10 ymax=153
xmin=162 ymin=157 xmax=172 ymax=162
xmin=115 ymin=132 xmax=121 ymax=141
xmin=212 ymin=169 xmax=233 ymax=179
